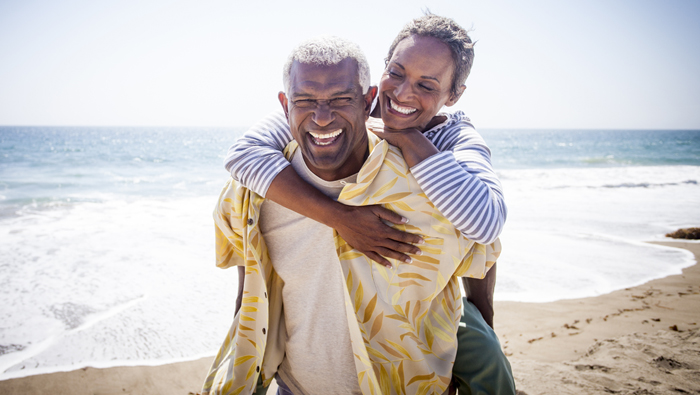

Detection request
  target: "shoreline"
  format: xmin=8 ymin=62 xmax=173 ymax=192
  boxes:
xmin=0 ymin=240 xmax=698 ymax=394
xmin=498 ymin=240 xmax=700 ymax=394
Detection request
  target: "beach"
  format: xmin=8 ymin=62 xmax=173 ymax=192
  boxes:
xmin=1 ymin=127 xmax=698 ymax=393
xmin=500 ymin=240 xmax=700 ymax=394
xmin=1 ymin=240 xmax=697 ymax=394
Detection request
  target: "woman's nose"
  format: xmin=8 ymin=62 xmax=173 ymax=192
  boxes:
xmin=394 ymin=80 xmax=412 ymax=102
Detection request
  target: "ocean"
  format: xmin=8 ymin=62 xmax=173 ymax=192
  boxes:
xmin=1 ymin=126 xmax=699 ymax=379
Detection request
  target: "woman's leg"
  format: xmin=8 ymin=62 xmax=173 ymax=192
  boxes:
xmin=452 ymin=298 xmax=516 ymax=395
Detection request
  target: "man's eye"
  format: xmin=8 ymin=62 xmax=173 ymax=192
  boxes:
xmin=388 ymin=70 xmax=401 ymax=78
xmin=330 ymin=97 xmax=352 ymax=106
xmin=419 ymin=84 xmax=435 ymax=92
xmin=294 ymin=99 xmax=315 ymax=107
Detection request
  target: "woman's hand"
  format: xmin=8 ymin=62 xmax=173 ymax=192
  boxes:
xmin=330 ymin=204 xmax=423 ymax=268
xmin=366 ymin=118 xmax=439 ymax=168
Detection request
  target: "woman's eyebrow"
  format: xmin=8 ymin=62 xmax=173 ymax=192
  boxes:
xmin=392 ymin=61 xmax=406 ymax=71
xmin=393 ymin=61 xmax=440 ymax=82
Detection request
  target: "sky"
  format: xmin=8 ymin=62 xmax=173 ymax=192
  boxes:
xmin=0 ymin=0 xmax=699 ymax=129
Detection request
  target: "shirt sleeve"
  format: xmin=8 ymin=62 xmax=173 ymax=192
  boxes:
xmin=410 ymin=113 xmax=507 ymax=245
xmin=213 ymin=179 xmax=245 ymax=269
xmin=224 ymin=110 xmax=293 ymax=197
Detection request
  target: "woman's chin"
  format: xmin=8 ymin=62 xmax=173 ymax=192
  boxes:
xmin=383 ymin=113 xmax=418 ymax=131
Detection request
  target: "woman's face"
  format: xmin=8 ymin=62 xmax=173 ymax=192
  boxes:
xmin=379 ymin=35 xmax=463 ymax=132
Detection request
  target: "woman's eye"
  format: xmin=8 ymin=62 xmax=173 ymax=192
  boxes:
xmin=419 ymin=84 xmax=435 ymax=92
xmin=388 ymin=71 xmax=401 ymax=78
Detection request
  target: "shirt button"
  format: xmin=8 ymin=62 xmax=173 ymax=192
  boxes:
xmin=264 ymin=292 xmax=267 ymax=298
xmin=256 ymin=366 xmax=260 ymax=373
xmin=247 ymin=218 xmax=254 ymax=226
xmin=262 ymin=328 xmax=266 ymax=334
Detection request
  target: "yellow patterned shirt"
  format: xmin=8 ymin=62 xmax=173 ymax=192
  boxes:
xmin=204 ymin=133 xmax=501 ymax=395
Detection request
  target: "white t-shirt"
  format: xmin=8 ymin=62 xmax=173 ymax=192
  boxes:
xmin=259 ymin=151 xmax=361 ymax=395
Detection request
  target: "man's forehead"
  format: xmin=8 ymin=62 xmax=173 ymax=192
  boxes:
xmin=289 ymin=59 xmax=361 ymax=96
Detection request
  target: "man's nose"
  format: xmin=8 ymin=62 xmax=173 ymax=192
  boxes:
xmin=312 ymin=102 xmax=334 ymax=127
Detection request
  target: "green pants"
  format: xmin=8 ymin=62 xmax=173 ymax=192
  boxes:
xmin=452 ymin=299 xmax=516 ymax=395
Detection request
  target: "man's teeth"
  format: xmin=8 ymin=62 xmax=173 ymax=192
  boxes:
xmin=309 ymin=129 xmax=342 ymax=145
xmin=390 ymin=99 xmax=417 ymax=115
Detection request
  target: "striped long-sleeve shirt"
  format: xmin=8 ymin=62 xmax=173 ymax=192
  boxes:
xmin=224 ymin=109 xmax=507 ymax=244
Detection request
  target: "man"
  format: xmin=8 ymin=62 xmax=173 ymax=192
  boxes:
xmin=204 ymin=36 xmax=512 ymax=395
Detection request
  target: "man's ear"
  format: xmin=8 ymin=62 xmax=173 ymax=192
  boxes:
xmin=445 ymin=84 xmax=466 ymax=107
xmin=278 ymin=91 xmax=290 ymax=119
xmin=363 ymin=86 xmax=378 ymax=116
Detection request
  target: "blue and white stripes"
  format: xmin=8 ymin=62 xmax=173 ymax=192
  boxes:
xmin=410 ymin=112 xmax=506 ymax=244
xmin=224 ymin=109 xmax=507 ymax=244
xmin=225 ymin=111 xmax=292 ymax=197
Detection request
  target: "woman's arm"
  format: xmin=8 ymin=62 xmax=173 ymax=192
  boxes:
xmin=224 ymin=111 xmax=293 ymax=196
xmin=367 ymin=112 xmax=506 ymax=245
xmin=225 ymin=111 xmax=423 ymax=267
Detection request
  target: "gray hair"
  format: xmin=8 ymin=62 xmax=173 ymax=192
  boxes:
xmin=283 ymin=36 xmax=371 ymax=95
xmin=386 ymin=13 xmax=474 ymax=98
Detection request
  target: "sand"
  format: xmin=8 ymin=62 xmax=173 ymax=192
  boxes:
xmin=0 ymin=241 xmax=698 ymax=395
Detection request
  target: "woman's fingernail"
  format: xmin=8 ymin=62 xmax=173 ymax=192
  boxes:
xmin=401 ymin=217 xmax=409 ymax=224
xmin=404 ymin=257 xmax=412 ymax=264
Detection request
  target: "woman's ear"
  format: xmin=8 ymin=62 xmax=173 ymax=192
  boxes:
xmin=446 ymin=84 xmax=466 ymax=107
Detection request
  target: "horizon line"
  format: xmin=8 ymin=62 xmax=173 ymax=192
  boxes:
xmin=1 ymin=125 xmax=700 ymax=132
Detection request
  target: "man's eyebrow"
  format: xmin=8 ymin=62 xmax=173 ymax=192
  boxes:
xmin=331 ymin=88 xmax=356 ymax=97
xmin=291 ymin=92 xmax=315 ymax=99
xmin=393 ymin=61 xmax=440 ymax=83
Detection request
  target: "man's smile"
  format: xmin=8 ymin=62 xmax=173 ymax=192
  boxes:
xmin=309 ymin=129 xmax=343 ymax=146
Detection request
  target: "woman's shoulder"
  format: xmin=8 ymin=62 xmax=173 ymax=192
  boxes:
xmin=439 ymin=110 xmax=476 ymax=130
xmin=428 ymin=110 xmax=476 ymax=135
xmin=427 ymin=110 xmax=485 ymax=147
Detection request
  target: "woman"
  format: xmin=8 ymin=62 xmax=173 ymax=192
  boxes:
xmin=226 ymin=14 xmax=513 ymax=394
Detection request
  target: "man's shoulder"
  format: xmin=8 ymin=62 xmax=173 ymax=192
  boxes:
xmin=217 ymin=177 xmax=263 ymax=217
xmin=366 ymin=134 xmax=410 ymax=172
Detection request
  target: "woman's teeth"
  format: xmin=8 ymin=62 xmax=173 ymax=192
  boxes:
xmin=309 ymin=129 xmax=343 ymax=146
xmin=390 ymin=99 xmax=417 ymax=115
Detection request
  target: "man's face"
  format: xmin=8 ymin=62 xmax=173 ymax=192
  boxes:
xmin=279 ymin=58 xmax=375 ymax=181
